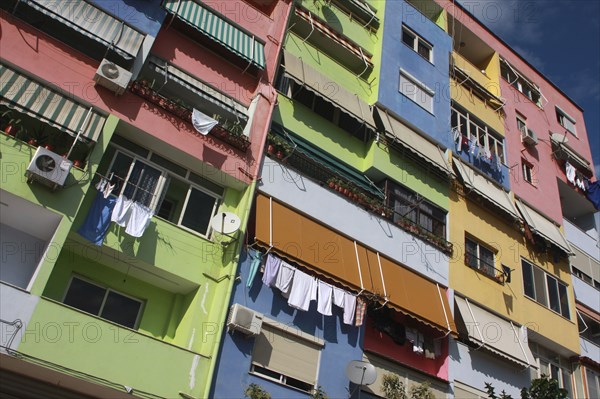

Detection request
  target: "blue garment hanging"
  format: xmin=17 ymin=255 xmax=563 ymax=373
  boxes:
xmin=246 ymin=251 xmax=262 ymax=288
xmin=78 ymin=191 xmax=117 ymax=246
xmin=586 ymin=180 xmax=600 ymax=210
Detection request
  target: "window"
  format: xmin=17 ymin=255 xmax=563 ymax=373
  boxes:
xmin=465 ymin=237 xmax=496 ymax=278
xmin=402 ymin=25 xmax=433 ymax=62
xmin=516 ymin=116 xmax=527 ymax=135
xmin=522 ymin=159 xmax=535 ymax=185
xmin=286 ymin=81 xmax=372 ymax=142
xmin=63 ymin=276 xmax=144 ymax=329
xmin=104 ymin=137 xmax=223 ymax=237
xmin=556 ymin=107 xmax=577 ymax=135
xmin=533 ymin=346 xmax=574 ymax=398
xmin=399 ymin=71 xmax=434 ymax=113
xmin=586 ymin=369 xmax=599 ymax=399
xmin=251 ymin=323 xmax=322 ymax=393
xmin=451 ymin=105 xmax=505 ymax=164
xmin=522 ymin=259 xmax=571 ymax=319
xmin=383 ymin=180 xmax=446 ymax=239
xmin=500 ymin=61 xmax=542 ymax=106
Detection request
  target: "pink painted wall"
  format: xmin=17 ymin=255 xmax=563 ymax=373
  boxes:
xmin=438 ymin=1 xmax=596 ymax=223
xmin=364 ymin=314 xmax=450 ymax=382
xmin=1 ymin=0 xmax=291 ymax=184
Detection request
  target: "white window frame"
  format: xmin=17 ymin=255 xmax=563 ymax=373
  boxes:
xmin=465 ymin=237 xmax=497 ymax=278
xmin=522 ymin=159 xmax=535 ymax=185
xmin=516 ymin=115 xmax=527 ymax=135
xmin=402 ymin=25 xmax=433 ymax=63
xmin=555 ymin=106 xmax=577 ymax=136
xmin=399 ymin=70 xmax=434 ymax=114
xmin=63 ymin=275 xmax=145 ymax=330
xmin=250 ymin=321 xmax=323 ymax=394
xmin=451 ymin=105 xmax=506 ymax=164
xmin=522 ymin=259 xmax=571 ymax=320
xmin=532 ymin=346 xmax=573 ymax=396
xmin=106 ymin=143 xmax=223 ymax=238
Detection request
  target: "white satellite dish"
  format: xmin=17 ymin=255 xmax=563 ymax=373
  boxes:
xmin=346 ymin=360 xmax=377 ymax=386
xmin=211 ymin=212 xmax=241 ymax=235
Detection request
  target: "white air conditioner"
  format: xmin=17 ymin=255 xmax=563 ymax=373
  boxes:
xmin=521 ymin=128 xmax=538 ymax=146
xmin=94 ymin=58 xmax=132 ymax=95
xmin=25 ymin=146 xmax=73 ymax=189
xmin=227 ymin=303 xmax=263 ymax=336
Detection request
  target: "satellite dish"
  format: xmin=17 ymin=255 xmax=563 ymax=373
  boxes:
xmin=346 ymin=360 xmax=377 ymax=386
xmin=211 ymin=212 xmax=241 ymax=235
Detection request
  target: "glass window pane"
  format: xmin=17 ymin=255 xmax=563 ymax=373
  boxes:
xmin=64 ymin=278 xmax=105 ymax=315
xmin=533 ymin=267 xmax=548 ymax=306
xmin=157 ymin=177 xmax=188 ymax=223
xmin=110 ymin=152 xmax=134 ymax=190
xmin=418 ymin=41 xmax=431 ymax=60
xmin=181 ymin=188 xmax=217 ymax=235
xmin=586 ymin=369 xmax=599 ymax=399
xmin=558 ymin=283 xmax=570 ymax=319
xmin=547 ymin=275 xmax=561 ymax=313
xmin=402 ymin=29 xmax=415 ymax=48
xmin=123 ymin=161 xmax=162 ymax=207
xmin=522 ymin=260 xmax=535 ymax=299
xmin=101 ymin=291 xmax=142 ymax=329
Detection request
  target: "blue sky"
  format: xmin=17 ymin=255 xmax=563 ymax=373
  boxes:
xmin=458 ymin=0 xmax=600 ymax=177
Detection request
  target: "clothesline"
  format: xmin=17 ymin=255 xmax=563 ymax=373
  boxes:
xmin=94 ymin=171 xmax=158 ymax=198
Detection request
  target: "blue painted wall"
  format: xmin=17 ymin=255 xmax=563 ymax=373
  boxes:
xmin=378 ymin=0 xmax=453 ymax=150
xmin=89 ymin=0 xmax=166 ymax=37
xmin=211 ymin=249 xmax=365 ymax=398
xmin=456 ymin=151 xmax=511 ymax=189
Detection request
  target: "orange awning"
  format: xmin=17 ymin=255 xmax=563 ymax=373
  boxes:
xmin=254 ymin=194 xmax=457 ymax=336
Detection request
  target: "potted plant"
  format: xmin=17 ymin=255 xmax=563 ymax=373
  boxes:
xmin=244 ymin=383 xmax=271 ymax=399
xmin=3 ymin=117 xmax=22 ymax=137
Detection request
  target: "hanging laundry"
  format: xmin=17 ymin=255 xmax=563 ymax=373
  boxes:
xmin=461 ymin=136 xmax=469 ymax=152
xmin=111 ymin=195 xmax=133 ymax=227
xmin=565 ymin=162 xmax=576 ymax=184
xmin=586 ymin=180 xmax=600 ymax=209
xmin=332 ymin=286 xmax=345 ymax=308
xmin=317 ymin=280 xmax=333 ymax=316
xmin=262 ymin=253 xmax=281 ymax=287
xmin=576 ymin=176 xmax=586 ymax=191
xmin=342 ymin=292 xmax=357 ymax=325
xmin=95 ymin=178 xmax=107 ymax=192
xmin=288 ymin=269 xmax=318 ymax=311
xmin=469 ymin=137 xmax=477 ymax=155
xmin=524 ymin=222 xmax=535 ymax=245
xmin=355 ymin=297 xmax=367 ymax=326
xmin=77 ymin=191 xmax=117 ymax=246
xmin=453 ymin=129 xmax=461 ymax=153
xmin=246 ymin=251 xmax=262 ymax=288
xmin=124 ymin=202 xmax=153 ymax=237
xmin=274 ymin=261 xmax=295 ymax=298
xmin=494 ymin=153 xmax=502 ymax=172
xmin=192 ymin=108 xmax=218 ymax=135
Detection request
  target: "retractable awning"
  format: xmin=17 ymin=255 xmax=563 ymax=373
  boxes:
xmin=515 ymin=200 xmax=572 ymax=254
xmin=164 ymin=0 xmax=265 ymax=69
xmin=282 ymin=50 xmax=376 ymax=131
xmin=453 ymin=158 xmax=519 ymax=220
xmin=148 ymin=56 xmax=248 ymax=120
xmin=455 ymin=296 xmax=537 ymax=368
xmin=254 ymin=194 xmax=457 ymax=336
xmin=24 ymin=0 xmax=144 ymax=58
xmin=550 ymin=133 xmax=593 ymax=175
xmin=375 ymin=107 xmax=450 ymax=175
xmin=0 ymin=64 xmax=106 ymax=141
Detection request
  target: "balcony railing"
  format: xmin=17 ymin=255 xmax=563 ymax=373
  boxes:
xmin=130 ymin=80 xmax=251 ymax=152
xmin=465 ymin=251 xmax=506 ymax=284
xmin=266 ymin=134 xmax=453 ymax=254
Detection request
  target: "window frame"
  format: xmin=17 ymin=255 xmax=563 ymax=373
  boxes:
xmin=533 ymin=347 xmax=574 ymax=397
xmin=451 ymin=105 xmax=506 ymax=164
xmin=522 ymin=158 xmax=535 ymax=185
xmin=401 ymin=25 xmax=433 ymax=63
xmin=500 ymin=61 xmax=542 ymax=107
xmin=106 ymin=141 xmax=223 ymax=238
xmin=399 ymin=70 xmax=435 ymax=114
xmin=62 ymin=275 xmax=145 ymax=330
xmin=521 ymin=259 xmax=571 ymax=319
xmin=555 ymin=106 xmax=577 ymax=136
xmin=464 ymin=237 xmax=497 ymax=279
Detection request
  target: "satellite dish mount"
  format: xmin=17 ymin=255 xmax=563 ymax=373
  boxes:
xmin=211 ymin=212 xmax=241 ymax=246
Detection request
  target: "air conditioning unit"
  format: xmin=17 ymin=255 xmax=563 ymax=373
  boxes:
xmin=521 ymin=128 xmax=538 ymax=146
xmin=227 ymin=303 xmax=263 ymax=336
xmin=25 ymin=146 xmax=73 ymax=189
xmin=94 ymin=58 xmax=132 ymax=95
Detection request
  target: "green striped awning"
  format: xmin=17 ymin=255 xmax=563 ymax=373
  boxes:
xmin=164 ymin=0 xmax=266 ymax=69
xmin=0 ymin=64 xmax=106 ymax=142
xmin=24 ymin=0 xmax=144 ymax=58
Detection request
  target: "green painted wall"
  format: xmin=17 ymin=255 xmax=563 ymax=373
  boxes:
xmin=18 ymin=297 xmax=209 ymax=399
xmin=0 ymin=116 xmax=118 ymax=295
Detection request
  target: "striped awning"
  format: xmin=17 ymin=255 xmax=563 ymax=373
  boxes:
xmin=148 ymin=56 xmax=247 ymax=120
xmin=164 ymin=0 xmax=266 ymax=69
xmin=0 ymin=64 xmax=106 ymax=142
xmin=24 ymin=0 xmax=144 ymax=58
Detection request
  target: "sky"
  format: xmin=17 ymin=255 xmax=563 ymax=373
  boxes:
xmin=457 ymin=0 xmax=600 ymax=177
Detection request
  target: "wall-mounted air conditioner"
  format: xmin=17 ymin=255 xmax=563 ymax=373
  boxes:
xmin=94 ymin=58 xmax=132 ymax=95
xmin=25 ymin=146 xmax=72 ymax=189
xmin=521 ymin=128 xmax=538 ymax=146
xmin=227 ymin=303 xmax=263 ymax=336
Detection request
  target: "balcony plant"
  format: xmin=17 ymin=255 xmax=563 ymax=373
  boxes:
xmin=1 ymin=110 xmax=23 ymax=138
xmin=244 ymin=383 xmax=271 ymax=399
xmin=266 ymin=134 xmax=293 ymax=160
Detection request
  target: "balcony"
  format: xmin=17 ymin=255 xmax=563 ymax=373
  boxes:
xmin=452 ymin=52 xmax=493 ymax=94
xmin=16 ymin=297 xmax=210 ymax=399
xmin=572 ymin=276 xmax=600 ymax=313
xmin=0 ymin=283 xmax=39 ymax=352
xmin=563 ymin=218 xmax=600 ymax=260
xmin=580 ymin=336 xmax=600 ymax=364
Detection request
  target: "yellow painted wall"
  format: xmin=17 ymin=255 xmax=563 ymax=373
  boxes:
xmin=449 ymin=185 xmax=580 ymax=355
xmin=451 ymin=80 xmax=505 ymax=135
